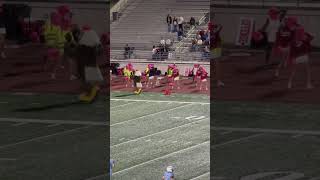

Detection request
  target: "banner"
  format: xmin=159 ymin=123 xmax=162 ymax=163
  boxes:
xmin=235 ymin=17 xmax=254 ymax=46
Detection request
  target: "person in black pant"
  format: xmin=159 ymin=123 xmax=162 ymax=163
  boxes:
xmin=166 ymin=14 xmax=172 ymax=33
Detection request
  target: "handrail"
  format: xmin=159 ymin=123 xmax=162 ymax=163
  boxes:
xmin=110 ymin=0 xmax=131 ymax=20
xmin=174 ymin=10 xmax=209 ymax=56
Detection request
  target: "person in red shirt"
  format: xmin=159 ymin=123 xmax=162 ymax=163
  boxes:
xmin=287 ymin=26 xmax=313 ymax=89
xmin=196 ymin=66 xmax=208 ymax=91
xmin=274 ymin=16 xmax=296 ymax=77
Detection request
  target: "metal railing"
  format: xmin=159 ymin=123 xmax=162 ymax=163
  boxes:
xmin=212 ymin=0 xmax=320 ymax=8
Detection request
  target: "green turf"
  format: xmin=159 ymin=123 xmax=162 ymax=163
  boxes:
xmin=110 ymin=92 xmax=210 ymax=179
xmin=213 ymin=100 xmax=320 ymax=179
xmin=0 ymin=126 xmax=107 ymax=180
xmin=214 ymin=101 xmax=320 ymax=130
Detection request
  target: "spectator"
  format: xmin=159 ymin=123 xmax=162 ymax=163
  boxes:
xmin=178 ymin=16 xmax=184 ymax=32
xmin=173 ymin=17 xmax=178 ymax=32
xmin=166 ymin=14 xmax=172 ymax=33
xmin=191 ymin=38 xmax=197 ymax=51
xmin=124 ymin=44 xmax=132 ymax=59
xmin=177 ymin=30 xmax=183 ymax=41
xmin=152 ymin=45 xmax=158 ymax=59
xmin=190 ymin=17 xmax=196 ymax=27
xmin=160 ymin=38 xmax=166 ymax=46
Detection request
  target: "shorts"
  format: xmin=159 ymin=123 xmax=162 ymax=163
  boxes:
xmin=136 ymin=82 xmax=142 ymax=88
xmin=174 ymin=76 xmax=179 ymax=81
xmin=201 ymin=79 xmax=207 ymax=82
xmin=295 ymin=55 xmax=309 ymax=64
xmin=149 ymin=76 xmax=154 ymax=80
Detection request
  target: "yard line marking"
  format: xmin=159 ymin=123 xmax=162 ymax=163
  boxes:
xmin=12 ymin=122 xmax=28 ymax=126
xmin=87 ymin=141 xmax=210 ymax=180
xmin=110 ymin=101 xmax=137 ymax=109
xmin=111 ymin=118 xmax=208 ymax=148
xmin=0 ymin=158 xmax=16 ymax=161
xmin=47 ymin=123 xmax=61 ymax=127
xmin=213 ymin=127 xmax=320 ymax=136
xmin=189 ymin=172 xmax=211 ymax=180
xmin=113 ymin=141 xmax=209 ymax=175
xmin=0 ymin=126 xmax=91 ymax=150
xmin=0 ymin=118 xmax=107 ymax=126
xmin=111 ymin=98 xmax=209 ymax=105
xmin=111 ymin=104 xmax=194 ymax=127
xmin=292 ymin=134 xmax=304 ymax=138
xmin=213 ymin=133 xmax=265 ymax=149
xmin=220 ymin=131 xmax=233 ymax=135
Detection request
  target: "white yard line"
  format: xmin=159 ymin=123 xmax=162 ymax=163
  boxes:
xmin=47 ymin=123 xmax=61 ymax=127
xmin=111 ymin=118 xmax=209 ymax=148
xmin=86 ymin=141 xmax=210 ymax=180
xmin=213 ymin=126 xmax=320 ymax=136
xmin=213 ymin=133 xmax=265 ymax=149
xmin=0 ymin=126 xmax=91 ymax=150
xmin=189 ymin=172 xmax=211 ymax=180
xmin=0 ymin=158 xmax=17 ymax=161
xmin=110 ymin=101 xmax=137 ymax=109
xmin=111 ymin=98 xmax=210 ymax=105
xmin=0 ymin=118 xmax=107 ymax=126
xmin=111 ymin=104 xmax=194 ymax=127
xmin=12 ymin=122 xmax=29 ymax=126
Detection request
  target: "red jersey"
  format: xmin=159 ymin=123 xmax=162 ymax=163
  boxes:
xmin=200 ymin=71 xmax=208 ymax=80
xmin=173 ymin=68 xmax=179 ymax=77
xmin=276 ymin=26 xmax=294 ymax=48
xmin=290 ymin=40 xmax=309 ymax=58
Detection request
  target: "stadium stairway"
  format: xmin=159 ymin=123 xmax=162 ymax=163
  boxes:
xmin=111 ymin=0 xmax=210 ymax=61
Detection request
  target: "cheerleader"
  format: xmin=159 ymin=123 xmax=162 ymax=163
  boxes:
xmin=197 ymin=66 xmax=208 ymax=91
xmin=172 ymin=66 xmax=180 ymax=90
xmin=133 ymin=69 xmax=143 ymax=94
xmin=274 ymin=16 xmax=296 ymax=77
xmin=144 ymin=64 xmax=155 ymax=88
xmin=287 ymin=26 xmax=313 ymax=89
xmin=123 ymin=63 xmax=134 ymax=88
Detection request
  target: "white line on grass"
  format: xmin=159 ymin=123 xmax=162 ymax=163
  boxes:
xmin=213 ymin=127 xmax=320 ymax=136
xmin=220 ymin=131 xmax=233 ymax=135
xmin=0 ymin=126 xmax=91 ymax=150
xmin=111 ymin=98 xmax=209 ymax=105
xmin=111 ymin=104 xmax=194 ymax=127
xmin=0 ymin=118 xmax=107 ymax=126
xmin=0 ymin=158 xmax=16 ymax=161
xmin=113 ymin=141 xmax=209 ymax=175
xmin=86 ymin=141 xmax=210 ymax=180
xmin=213 ymin=133 xmax=265 ymax=149
xmin=47 ymin=123 xmax=61 ymax=127
xmin=12 ymin=122 xmax=28 ymax=126
xmin=111 ymin=118 xmax=208 ymax=148
xmin=110 ymin=101 xmax=137 ymax=109
xmin=189 ymin=172 xmax=211 ymax=180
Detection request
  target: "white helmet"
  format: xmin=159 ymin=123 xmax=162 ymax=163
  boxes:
xmin=166 ymin=166 xmax=173 ymax=172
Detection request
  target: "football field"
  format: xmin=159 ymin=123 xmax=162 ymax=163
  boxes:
xmin=0 ymin=92 xmax=107 ymax=180
xmin=107 ymin=91 xmax=210 ymax=180
xmin=213 ymin=101 xmax=320 ymax=180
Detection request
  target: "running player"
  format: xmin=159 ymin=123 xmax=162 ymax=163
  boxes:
xmin=162 ymin=166 xmax=175 ymax=180
xmin=110 ymin=159 xmax=115 ymax=177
